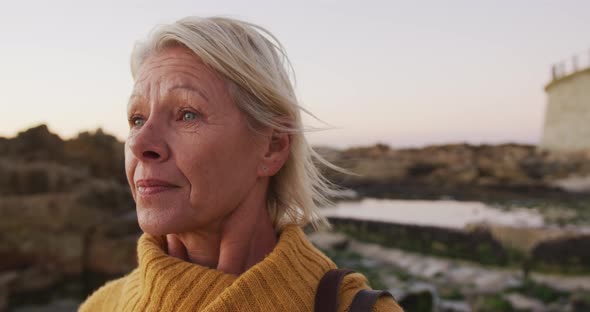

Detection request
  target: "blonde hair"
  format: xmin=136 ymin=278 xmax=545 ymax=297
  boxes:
xmin=130 ymin=16 xmax=340 ymax=230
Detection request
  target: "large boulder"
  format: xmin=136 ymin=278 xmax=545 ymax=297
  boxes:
xmin=0 ymin=160 xmax=89 ymax=195
xmin=480 ymin=224 xmax=576 ymax=254
xmin=0 ymin=179 xmax=137 ymax=297
xmin=0 ymin=126 xmax=139 ymax=309
xmin=321 ymin=143 xmax=590 ymax=200
xmin=532 ymin=235 xmax=590 ymax=273
xmin=64 ymin=129 xmax=126 ymax=183
xmin=2 ymin=125 xmax=65 ymax=162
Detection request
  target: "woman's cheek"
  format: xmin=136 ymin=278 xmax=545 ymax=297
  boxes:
xmin=124 ymin=149 xmax=138 ymax=199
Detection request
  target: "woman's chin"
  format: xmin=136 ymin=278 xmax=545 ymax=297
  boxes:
xmin=137 ymin=210 xmax=188 ymax=236
xmin=138 ymin=221 xmax=169 ymax=236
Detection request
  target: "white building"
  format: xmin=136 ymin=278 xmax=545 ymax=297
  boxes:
xmin=540 ymin=50 xmax=590 ymax=151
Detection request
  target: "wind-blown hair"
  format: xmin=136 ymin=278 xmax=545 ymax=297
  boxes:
xmin=130 ymin=16 xmax=340 ymax=230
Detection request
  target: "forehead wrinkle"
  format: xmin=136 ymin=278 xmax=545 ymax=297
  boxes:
xmin=129 ymin=73 xmax=151 ymax=102
xmin=127 ymin=83 xmax=150 ymax=113
xmin=158 ymin=75 xmax=211 ymax=103
xmin=134 ymin=65 xmax=214 ymax=98
xmin=131 ymin=49 xmax=230 ymax=113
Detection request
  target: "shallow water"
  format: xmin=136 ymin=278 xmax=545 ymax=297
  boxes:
xmin=322 ymin=198 xmax=546 ymax=229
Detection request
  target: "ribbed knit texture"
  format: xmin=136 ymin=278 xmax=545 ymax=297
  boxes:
xmin=79 ymin=225 xmax=403 ymax=311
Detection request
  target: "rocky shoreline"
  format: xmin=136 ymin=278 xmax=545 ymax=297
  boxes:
xmin=326 ymin=217 xmax=590 ymax=275
xmin=2 ymin=125 xmax=590 ymax=311
xmin=319 ymin=143 xmax=590 ymax=203
xmin=309 ymin=230 xmax=590 ymax=312
xmin=0 ymin=126 xmax=137 ymax=311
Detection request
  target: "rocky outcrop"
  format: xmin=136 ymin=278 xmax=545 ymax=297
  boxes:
xmin=478 ymin=223 xmax=583 ymax=254
xmin=63 ymin=129 xmax=126 ymax=183
xmin=328 ymin=217 xmax=590 ymax=274
xmin=0 ymin=125 xmax=126 ymax=184
xmin=0 ymin=125 xmax=137 ymax=309
xmin=532 ymin=235 xmax=590 ymax=274
xmin=2 ymin=125 xmax=590 ymax=309
xmin=319 ymin=143 xmax=590 ymax=200
xmin=0 ymin=180 xmax=138 ymax=303
xmin=328 ymin=217 xmax=512 ymax=266
xmin=0 ymin=125 xmax=65 ymax=162
xmin=0 ymin=160 xmax=88 ymax=195
xmin=309 ymin=230 xmax=590 ymax=312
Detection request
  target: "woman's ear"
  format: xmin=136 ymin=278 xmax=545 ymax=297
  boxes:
xmin=258 ymin=130 xmax=290 ymax=177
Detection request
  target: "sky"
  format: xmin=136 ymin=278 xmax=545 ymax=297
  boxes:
xmin=0 ymin=0 xmax=588 ymax=148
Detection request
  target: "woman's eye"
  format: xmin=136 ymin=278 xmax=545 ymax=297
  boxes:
xmin=181 ymin=111 xmax=198 ymax=121
xmin=130 ymin=117 xmax=145 ymax=127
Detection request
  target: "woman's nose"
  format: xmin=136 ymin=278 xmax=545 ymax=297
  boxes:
xmin=127 ymin=121 xmax=170 ymax=162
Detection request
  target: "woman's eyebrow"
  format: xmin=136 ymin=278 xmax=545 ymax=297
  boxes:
xmin=127 ymin=92 xmax=145 ymax=112
xmin=128 ymin=87 xmax=146 ymax=105
xmin=126 ymin=84 xmax=210 ymax=109
xmin=166 ymin=85 xmax=210 ymax=103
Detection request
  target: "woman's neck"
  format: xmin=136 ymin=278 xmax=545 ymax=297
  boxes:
xmin=165 ymin=186 xmax=277 ymax=275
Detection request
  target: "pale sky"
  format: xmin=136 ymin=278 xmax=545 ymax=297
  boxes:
xmin=0 ymin=0 xmax=588 ymax=148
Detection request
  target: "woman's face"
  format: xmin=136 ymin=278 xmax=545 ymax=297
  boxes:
xmin=125 ymin=47 xmax=267 ymax=235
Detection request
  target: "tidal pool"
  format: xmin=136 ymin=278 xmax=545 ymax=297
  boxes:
xmin=322 ymin=199 xmax=546 ymax=229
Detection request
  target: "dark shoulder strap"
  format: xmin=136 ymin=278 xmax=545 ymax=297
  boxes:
xmin=349 ymin=289 xmax=394 ymax=312
xmin=314 ymin=269 xmax=354 ymax=312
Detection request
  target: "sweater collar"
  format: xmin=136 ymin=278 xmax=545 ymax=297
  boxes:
xmin=135 ymin=224 xmax=336 ymax=311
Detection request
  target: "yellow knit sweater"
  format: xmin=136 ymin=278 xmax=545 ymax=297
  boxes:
xmin=79 ymin=225 xmax=403 ymax=311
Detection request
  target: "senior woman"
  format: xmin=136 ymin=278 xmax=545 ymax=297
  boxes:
xmin=80 ymin=16 xmax=402 ymax=312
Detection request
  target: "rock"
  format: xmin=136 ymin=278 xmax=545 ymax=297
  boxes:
xmin=0 ymin=271 xmax=19 ymax=286
xmin=472 ymin=294 xmax=514 ymax=312
xmin=63 ymin=129 xmax=125 ymax=183
xmin=0 ymin=252 xmax=35 ymax=272
xmin=12 ymin=298 xmax=80 ymax=312
xmin=72 ymin=179 xmax=135 ymax=217
xmin=7 ymin=125 xmax=65 ymax=162
xmin=472 ymin=272 xmax=520 ymax=293
xmin=570 ymin=292 xmax=590 ymax=312
xmin=328 ymin=217 xmax=511 ymax=266
xmin=0 ymin=160 xmax=89 ymax=195
xmin=438 ymin=299 xmax=470 ymax=312
xmin=0 ymin=180 xmax=135 ymax=278
xmin=11 ymin=266 xmax=62 ymax=294
xmin=307 ymin=231 xmax=350 ymax=250
xmin=85 ymin=233 xmax=139 ymax=275
xmin=485 ymin=224 xmax=573 ymax=254
xmin=0 ymin=167 xmax=135 ymax=305
xmin=397 ymin=282 xmax=438 ymax=312
xmin=531 ymin=273 xmax=590 ymax=293
xmin=3 ymin=125 xmax=590 ymax=310
xmin=0 ymin=271 xmax=19 ymax=311
xmin=505 ymin=293 xmax=546 ymax=312
xmin=552 ymin=175 xmax=590 ymax=193
xmin=320 ymin=143 xmax=590 ymax=200
xmin=532 ymin=235 xmax=590 ymax=273
xmin=0 ymin=125 xmax=126 ymax=185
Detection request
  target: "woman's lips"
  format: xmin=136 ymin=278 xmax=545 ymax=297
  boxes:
xmin=135 ymin=179 xmax=179 ymax=196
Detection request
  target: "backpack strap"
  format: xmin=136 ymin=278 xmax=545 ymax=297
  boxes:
xmin=314 ymin=269 xmax=354 ymax=312
xmin=349 ymin=289 xmax=395 ymax=312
